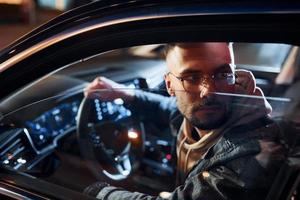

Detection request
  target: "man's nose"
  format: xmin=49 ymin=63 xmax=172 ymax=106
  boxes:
xmin=199 ymin=77 xmax=217 ymax=98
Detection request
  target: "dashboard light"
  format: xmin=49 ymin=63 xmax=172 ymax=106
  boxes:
xmin=166 ymin=154 xmax=172 ymax=160
xmin=52 ymin=108 xmax=60 ymax=115
xmin=126 ymin=110 xmax=132 ymax=116
xmin=17 ymin=158 xmax=26 ymax=164
xmin=114 ymin=98 xmax=124 ymax=105
xmin=35 ymin=124 xmax=41 ymax=130
xmin=3 ymin=160 xmax=9 ymax=165
xmin=97 ymin=115 xmax=103 ymax=120
xmin=128 ymin=130 xmax=138 ymax=139
xmin=55 ymin=115 xmax=62 ymax=122
xmin=159 ymin=191 xmax=171 ymax=199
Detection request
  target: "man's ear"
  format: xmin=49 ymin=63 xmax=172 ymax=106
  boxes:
xmin=164 ymin=74 xmax=175 ymax=96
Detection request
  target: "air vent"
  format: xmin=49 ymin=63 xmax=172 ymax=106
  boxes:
xmin=0 ymin=128 xmax=34 ymax=171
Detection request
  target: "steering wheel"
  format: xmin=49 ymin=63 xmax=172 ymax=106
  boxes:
xmin=77 ymin=97 xmax=145 ymax=180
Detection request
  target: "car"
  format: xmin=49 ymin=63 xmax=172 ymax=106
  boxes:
xmin=0 ymin=0 xmax=300 ymax=199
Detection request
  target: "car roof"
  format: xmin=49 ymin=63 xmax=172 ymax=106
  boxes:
xmin=1 ymin=0 xmax=300 ymax=61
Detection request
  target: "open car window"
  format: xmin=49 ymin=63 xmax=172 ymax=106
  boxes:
xmin=0 ymin=43 xmax=300 ymax=199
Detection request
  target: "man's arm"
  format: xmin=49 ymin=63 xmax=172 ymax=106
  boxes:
xmin=85 ymin=155 xmax=272 ymax=200
xmin=84 ymin=76 xmax=177 ymax=124
xmin=84 ymin=168 xmax=226 ymax=200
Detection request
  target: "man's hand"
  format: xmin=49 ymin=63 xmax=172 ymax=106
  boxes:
xmin=83 ymin=182 xmax=110 ymax=197
xmin=235 ymin=69 xmax=256 ymax=95
xmin=234 ymin=69 xmax=272 ymax=114
xmin=84 ymin=76 xmax=134 ymax=101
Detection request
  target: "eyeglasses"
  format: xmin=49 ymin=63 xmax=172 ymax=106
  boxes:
xmin=168 ymin=71 xmax=236 ymax=92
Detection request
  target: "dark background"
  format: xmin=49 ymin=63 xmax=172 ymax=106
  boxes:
xmin=0 ymin=0 xmax=92 ymax=50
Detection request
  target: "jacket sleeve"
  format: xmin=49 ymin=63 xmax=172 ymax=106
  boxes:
xmin=93 ymin=167 xmax=246 ymax=200
xmin=94 ymin=171 xmax=225 ymax=200
xmin=128 ymin=90 xmax=177 ymax=125
xmin=94 ymin=155 xmax=273 ymax=200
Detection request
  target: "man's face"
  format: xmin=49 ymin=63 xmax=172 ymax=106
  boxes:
xmin=165 ymin=43 xmax=235 ymax=130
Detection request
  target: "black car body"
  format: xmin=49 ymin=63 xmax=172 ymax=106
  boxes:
xmin=0 ymin=1 xmax=300 ymax=199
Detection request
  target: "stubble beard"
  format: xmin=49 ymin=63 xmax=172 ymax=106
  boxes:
xmin=177 ymin=97 xmax=232 ymax=130
xmin=189 ymin=107 xmax=231 ymax=130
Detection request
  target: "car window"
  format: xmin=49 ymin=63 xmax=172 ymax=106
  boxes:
xmin=0 ymin=43 xmax=299 ymax=200
xmin=235 ymin=43 xmax=291 ymax=73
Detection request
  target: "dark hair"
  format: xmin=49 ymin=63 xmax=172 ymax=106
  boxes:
xmin=294 ymin=50 xmax=300 ymax=82
xmin=164 ymin=43 xmax=176 ymax=57
xmin=164 ymin=42 xmax=233 ymax=58
xmin=164 ymin=43 xmax=193 ymax=58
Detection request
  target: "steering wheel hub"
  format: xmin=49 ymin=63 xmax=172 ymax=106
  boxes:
xmin=77 ymin=97 xmax=145 ymax=180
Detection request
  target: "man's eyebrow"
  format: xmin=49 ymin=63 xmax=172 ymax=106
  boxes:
xmin=179 ymin=63 xmax=233 ymax=75
xmin=179 ymin=69 xmax=202 ymax=75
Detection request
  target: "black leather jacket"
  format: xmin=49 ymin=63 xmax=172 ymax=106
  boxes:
xmin=95 ymin=91 xmax=286 ymax=200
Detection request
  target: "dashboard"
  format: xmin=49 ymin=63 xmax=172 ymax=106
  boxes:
xmin=25 ymin=101 xmax=80 ymax=150
xmin=0 ymin=76 xmax=175 ymax=191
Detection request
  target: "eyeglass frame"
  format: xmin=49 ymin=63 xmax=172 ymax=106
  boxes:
xmin=167 ymin=65 xmax=237 ymax=92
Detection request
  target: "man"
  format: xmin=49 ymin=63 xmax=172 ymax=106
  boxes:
xmin=84 ymin=43 xmax=285 ymax=200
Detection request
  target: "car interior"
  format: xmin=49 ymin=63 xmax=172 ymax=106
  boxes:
xmin=0 ymin=42 xmax=300 ymax=198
